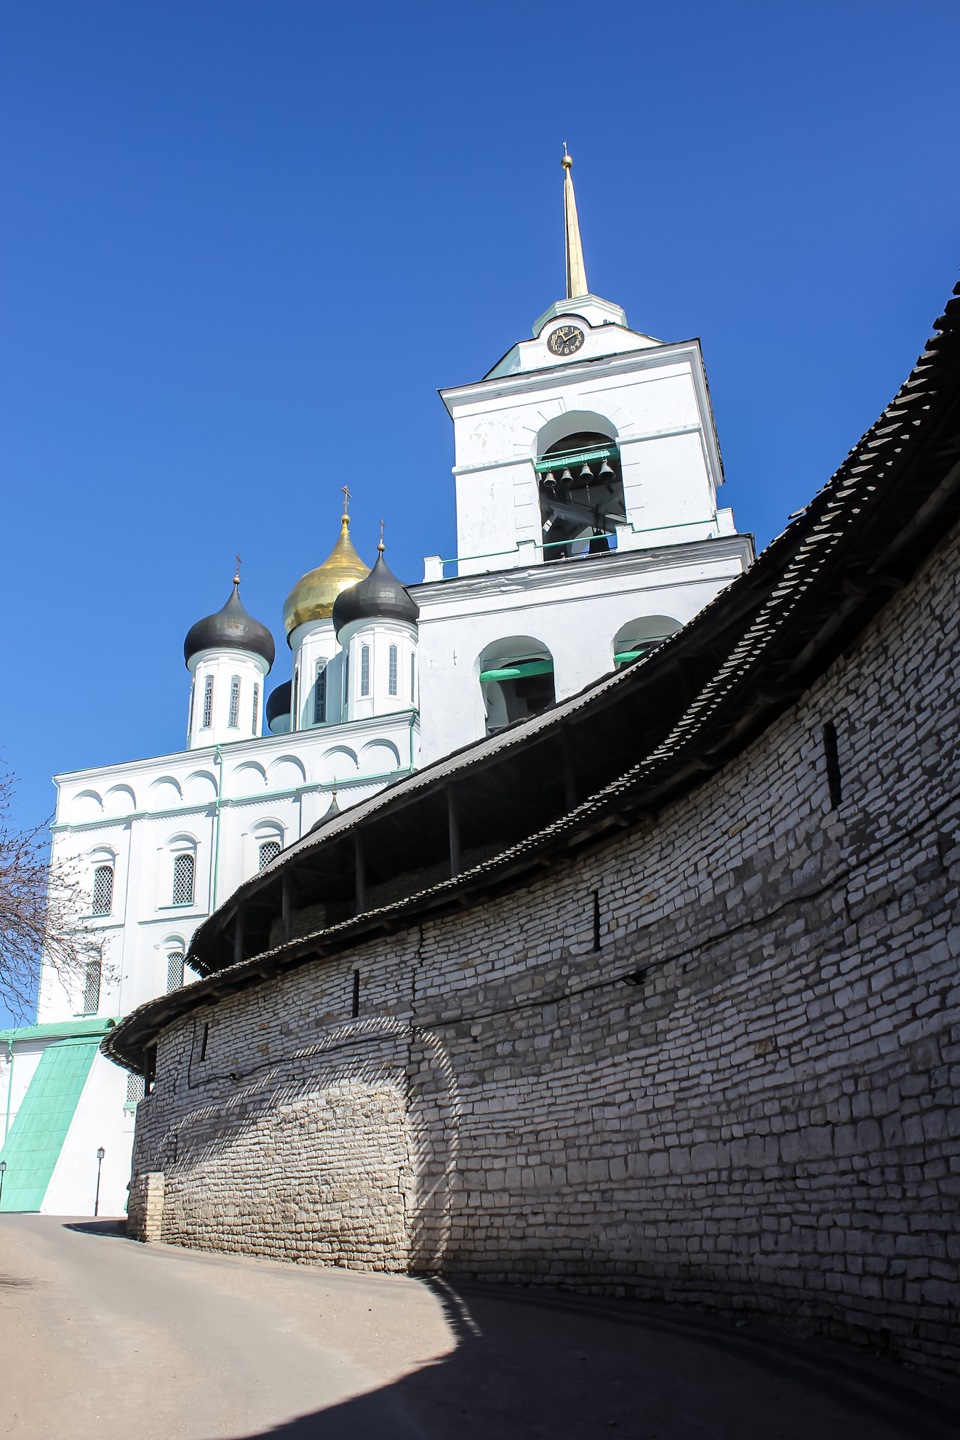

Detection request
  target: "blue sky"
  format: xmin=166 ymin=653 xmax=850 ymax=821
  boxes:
xmin=1 ymin=2 xmax=958 ymax=1017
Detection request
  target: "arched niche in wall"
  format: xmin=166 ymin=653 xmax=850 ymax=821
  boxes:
xmin=612 ymin=615 xmax=682 ymax=669
xmin=359 ymin=739 xmax=401 ymax=777
xmin=478 ymin=635 xmax=556 ymax=737
xmin=103 ymin=784 xmax=136 ymax=817
xmin=184 ymin=770 xmax=218 ymax=805
xmin=69 ymin=790 xmax=103 ymax=823
xmin=268 ymin=755 xmax=306 ymax=791
xmin=147 ymin=777 xmax=182 ymax=811
xmin=230 ymin=762 xmax=268 ymax=797
xmin=534 ymin=411 xmax=625 ymax=562
xmin=317 ymin=747 xmax=359 ymax=785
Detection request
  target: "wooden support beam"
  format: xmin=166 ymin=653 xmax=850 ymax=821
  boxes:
xmin=448 ymin=786 xmax=461 ymax=878
xmin=354 ymin=834 xmax=366 ymax=914
xmin=561 ymin=731 xmax=577 ymax=811
xmin=233 ymin=909 xmax=245 ymax=967
xmin=281 ymin=874 xmax=292 ymax=945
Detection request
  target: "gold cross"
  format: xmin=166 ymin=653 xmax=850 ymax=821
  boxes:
xmin=341 ymin=485 xmax=352 ymax=517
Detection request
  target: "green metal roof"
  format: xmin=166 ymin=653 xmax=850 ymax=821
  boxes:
xmin=0 ymin=1017 xmax=118 ymax=1045
xmin=0 ymin=1036 xmax=102 ymax=1211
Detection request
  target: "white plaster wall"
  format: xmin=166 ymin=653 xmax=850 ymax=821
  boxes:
xmin=0 ymin=1043 xmax=44 ymax=1142
xmin=443 ymin=340 xmax=725 ymax=575
xmin=43 ymin=1051 xmax=133 ymax=1216
xmin=415 ymin=540 xmax=752 ymax=765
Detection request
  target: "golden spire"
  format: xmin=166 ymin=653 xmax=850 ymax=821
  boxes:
xmin=233 ymin=553 xmax=241 ymax=587
xmin=562 ymin=143 xmax=588 ymax=300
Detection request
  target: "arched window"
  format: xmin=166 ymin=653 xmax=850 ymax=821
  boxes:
xmin=228 ymin=676 xmax=241 ymax=728
xmin=612 ymin=616 xmax=682 ymax=669
xmin=91 ymin=864 xmax=114 ymax=916
xmin=259 ymin=839 xmax=281 ymax=870
xmin=360 ymin=644 xmax=371 ymax=697
xmin=202 ymin=675 xmax=214 ymax=728
xmin=388 ymin=645 xmax=398 ymax=696
xmin=314 ymin=660 xmax=327 ymax=724
xmin=479 ymin=636 xmax=556 ymax=736
xmin=172 ymin=853 xmax=195 ymax=906
xmin=166 ymin=948 xmax=185 ymax=993
xmin=252 ymin=682 xmax=261 ymax=733
xmin=536 ymin=429 xmax=625 ymax=561
xmin=82 ymin=960 xmax=101 ymax=1014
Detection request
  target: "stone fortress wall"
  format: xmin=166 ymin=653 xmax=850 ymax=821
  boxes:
xmin=129 ymin=515 xmax=960 ymax=1376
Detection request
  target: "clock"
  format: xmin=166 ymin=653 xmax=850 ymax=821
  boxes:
xmin=547 ymin=325 xmax=584 ymax=357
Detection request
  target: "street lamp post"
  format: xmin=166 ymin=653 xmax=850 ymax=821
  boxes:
xmin=0 ymin=1159 xmax=6 ymax=1209
xmin=94 ymin=1147 xmax=105 ymax=1217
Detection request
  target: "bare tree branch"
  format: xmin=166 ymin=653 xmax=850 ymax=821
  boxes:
xmin=0 ymin=771 xmax=100 ymax=1022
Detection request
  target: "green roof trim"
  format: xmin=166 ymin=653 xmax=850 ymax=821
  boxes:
xmin=0 ymin=1016 xmax=118 ymax=1045
xmin=0 ymin=1037 xmax=102 ymax=1211
xmin=479 ymin=659 xmax=554 ymax=683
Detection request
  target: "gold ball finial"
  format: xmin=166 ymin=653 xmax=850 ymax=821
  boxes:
xmin=233 ymin=553 xmax=242 ymax=586
xmin=377 ymin=518 xmax=386 ymax=555
xmin=561 ymin=141 xmax=572 ymax=169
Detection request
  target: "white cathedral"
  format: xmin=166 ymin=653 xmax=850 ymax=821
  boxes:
xmin=0 ymin=154 xmax=753 ymax=1216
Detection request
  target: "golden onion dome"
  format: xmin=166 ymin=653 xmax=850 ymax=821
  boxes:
xmin=282 ymin=512 xmax=370 ymax=642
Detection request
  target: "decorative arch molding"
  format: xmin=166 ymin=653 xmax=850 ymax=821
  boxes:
xmin=103 ymin=784 xmax=136 ymax=817
xmin=533 ymin=409 xmax=618 ymax=458
xmin=268 ymin=755 xmax=306 ymax=789
xmin=70 ymin=790 xmax=103 ymax=822
xmin=147 ymin=776 xmax=182 ymax=810
xmin=360 ymin=739 xmax=402 ymax=776
xmin=317 ymin=747 xmax=359 ymax=784
xmin=184 ymin=770 xmax=218 ymax=804
xmin=231 ymin=762 xmax=268 ymax=797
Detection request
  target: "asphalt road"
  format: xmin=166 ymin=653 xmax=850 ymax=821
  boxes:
xmin=1 ymin=1214 xmax=958 ymax=1440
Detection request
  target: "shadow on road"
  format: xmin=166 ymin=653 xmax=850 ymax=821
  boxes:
xmin=62 ymin=1219 xmax=128 ymax=1239
xmin=225 ymin=1279 xmax=960 ymax=1440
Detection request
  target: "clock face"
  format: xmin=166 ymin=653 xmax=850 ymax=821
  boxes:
xmin=547 ymin=324 xmax=584 ymax=357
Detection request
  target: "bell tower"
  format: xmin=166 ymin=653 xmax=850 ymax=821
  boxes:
xmin=432 ymin=149 xmax=735 ymax=581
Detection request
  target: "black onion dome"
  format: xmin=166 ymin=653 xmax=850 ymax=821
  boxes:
xmin=184 ymin=581 xmax=276 ymax=669
xmin=265 ymin=679 xmax=292 ymax=728
xmin=332 ymin=549 xmax=419 ymax=637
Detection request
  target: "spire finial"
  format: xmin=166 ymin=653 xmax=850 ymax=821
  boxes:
xmin=233 ymin=553 xmax=242 ymax=587
xmin=377 ymin=518 xmax=385 ymax=554
xmin=341 ymin=485 xmax=352 ymax=531
xmin=561 ymin=144 xmax=588 ymax=300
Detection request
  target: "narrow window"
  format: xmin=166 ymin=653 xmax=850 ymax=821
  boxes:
xmin=83 ymin=960 xmax=101 ymax=1014
xmin=173 ymin=853 xmax=195 ymax=906
xmin=126 ymin=1071 xmax=145 ymax=1105
xmin=351 ymin=969 xmax=360 ymax=1018
xmin=258 ymin=839 xmax=281 ymax=871
xmin=293 ymin=667 xmax=300 ymax=727
xmin=410 ymin=653 xmax=416 ymax=704
xmin=202 ymin=675 xmax=214 ymax=728
xmin=166 ymin=950 xmax=184 ymax=993
xmin=314 ymin=660 xmax=327 ymax=724
xmin=199 ymin=1022 xmax=210 ymax=1061
xmin=187 ymin=687 xmax=194 ymax=739
xmin=144 ymin=1048 xmax=157 ymax=1095
xmin=592 ymin=889 xmax=602 ymax=951
xmin=228 ymin=676 xmax=241 ymax=728
xmin=92 ymin=865 xmax=114 ymax=916
xmin=360 ymin=644 xmax=370 ymax=697
xmin=823 ymin=721 xmax=842 ymax=808
xmin=343 ymin=653 xmax=350 ymax=709
xmin=252 ymin=682 xmax=260 ymax=734
xmin=388 ymin=644 xmax=398 ymax=696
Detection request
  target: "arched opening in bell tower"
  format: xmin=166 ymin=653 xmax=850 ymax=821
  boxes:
xmin=536 ymin=420 xmax=627 ymax=562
